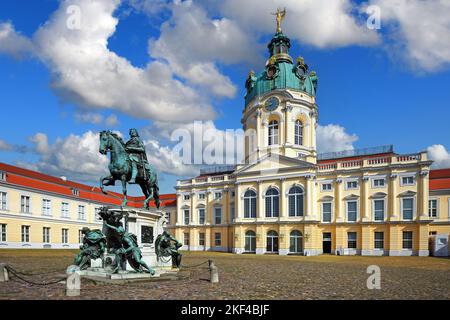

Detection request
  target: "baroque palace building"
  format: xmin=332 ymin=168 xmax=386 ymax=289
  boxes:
xmin=170 ymin=26 xmax=450 ymax=257
xmin=0 ymin=162 xmax=177 ymax=249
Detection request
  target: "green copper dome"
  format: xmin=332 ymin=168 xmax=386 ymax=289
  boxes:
xmin=245 ymin=32 xmax=318 ymax=105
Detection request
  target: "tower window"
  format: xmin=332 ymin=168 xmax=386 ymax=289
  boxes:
xmin=295 ymin=120 xmax=303 ymax=145
xmin=268 ymin=120 xmax=279 ymax=146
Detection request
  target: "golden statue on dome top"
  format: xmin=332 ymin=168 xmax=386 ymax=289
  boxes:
xmin=272 ymin=8 xmax=286 ymax=33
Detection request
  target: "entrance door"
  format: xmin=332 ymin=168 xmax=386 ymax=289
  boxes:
xmin=323 ymin=232 xmax=332 ymax=254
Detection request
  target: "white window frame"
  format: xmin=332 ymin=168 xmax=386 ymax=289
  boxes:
xmin=346 ymin=199 xmax=359 ymax=222
xmin=320 ymin=182 xmax=333 ymax=192
xmin=294 ymin=120 xmax=303 ymax=146
xmin=214 ymin=232 xmax=222 ymax=247
xmin=20 ymin=195 xmax=31 ymax=214
xmin=183 ymin=209 xmax=190 ymax=225
xmin=374 ymin=232 xmax=384 ymax=249
xmin=199 ymin=232 xmax=205 ymax=246
xmin=321 ymin=202 xmax=333 ymax=223
xmin=62 ymin=229 xmax=69 ymax=244
xmin=371 ymin=177 xmax=386 ymax=188
xmin=0 ymin=171 xmax=6 ymax=181
xmin=21 ymin=225 xmax=30 ymax=243
xmin=61 ymin=202 xmax=70 ymax=218
xmin=95 ymin=207 xmax=102 ymax=221
xmin=1 ymin=224 xmax=6 ymax=242
xmin=243 ymin=189 xmax=257 ymax=218
xmin=198 ymin=192 xmax=206 ymax=201
xmin=214 ymin=207 xmax=222 ymax=225
xmin=184 ymin=233 xmax=190 ymax=246
xmin=400 ymin=175 xmax=416 ymax=186
xmin=268 ymin=120 xmax=279 ymax=146
xmin=183 ymin=194 xmax=190 ymax=201
xmin=214 ymin=192 xmax=222 ymax=200
xmin=347 ymin=232 xmax=357 ymax=249
xmin=79 ymin=230 xmax=84 ymax=244
xmin=428 ymin=198 xmax=438 ymax=218
xmin=0 ymin=190 xmax=8 ymax=211
xmin=43 ymin=227 xmax=51 ymax=243
xmin=78 ymin=205 xmax=86 ymax=221
xmin=401 ymin=197 xmax=415 ymax=221
xmin=198 ymin=208 xmax=206 ymax=225
xmin=42 ymin=199 xmax=52 ymax=216
xmin=288 ymin=186 xmax=304 ymax=217
xmin=345 ymin=179 xmax=359 ymax=190
xmin=402 ymin=231 xmax=413 ymax=249
xmin=372 ymin=198 xmax=386 ymax=222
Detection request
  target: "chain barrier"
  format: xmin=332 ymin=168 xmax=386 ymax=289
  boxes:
xmin=5 ymin=265 xmax=66 ymax=286
xmin=6 ymin=265 xmax=63 ymax=276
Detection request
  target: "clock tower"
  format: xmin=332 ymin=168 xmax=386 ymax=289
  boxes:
xmin=242 ymin=12 xmax=319 ymax=165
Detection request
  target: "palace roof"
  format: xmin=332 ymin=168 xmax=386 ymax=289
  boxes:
xmin=0 ymin=162 xmax=176 ymax=208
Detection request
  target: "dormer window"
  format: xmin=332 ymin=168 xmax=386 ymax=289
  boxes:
xmin=0 ymin=171 xmax=6 ymax=181
xmin=71 ymin=188 xmax=80 ymax=197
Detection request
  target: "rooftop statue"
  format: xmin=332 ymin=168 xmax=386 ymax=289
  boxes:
xmin=272 ymin=8 xmax=286 ymax=33
xmin=99 ymin=129 xmax=160 ymax=209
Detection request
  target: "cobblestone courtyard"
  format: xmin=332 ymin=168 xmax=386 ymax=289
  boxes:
xmin=0 ymin=250 xmax=449 ymax=300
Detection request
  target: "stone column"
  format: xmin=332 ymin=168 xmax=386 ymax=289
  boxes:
xmin=224 ymin=189 xmax=230 ymax=224
xmin=258 ymin=181 xmax=264 ymax=219
xmin=206 ymin=190 xmax=212 ymax=224
xmin=311 ymin=177 xmax=318 ymax=220
xmin=235 ymin=183 xmax=242 ymax=221
xmin=256 ymin=109 xmax=262 ymax=160
xmin=280 ymin=178 xmax=287 ymax=219
xmin=191 ymin=191 xmax=196 ymax=225
xmin=306 ymin=176 xmax=313 ymax=219
xmin=389 ymin=174 xmax=398 ymax=221
xmin=362 ymin=176 xmax=370 ymax=222
xmin=176 ymin=193 xmax=183 ymax=226
xmin=335 ymin=179 xmax=343 ymax=223
xmin=419 ymin=171 xmax=429 ymax=220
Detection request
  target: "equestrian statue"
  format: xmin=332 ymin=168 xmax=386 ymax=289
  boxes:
xmin=99 ymin=129 xmax=160 ymax=209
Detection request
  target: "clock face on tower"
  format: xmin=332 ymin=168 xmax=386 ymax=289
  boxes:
xmin=265 ymin=97 xmax=279 ymax=112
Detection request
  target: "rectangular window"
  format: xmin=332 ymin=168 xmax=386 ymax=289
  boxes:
xmin=95 ymin=207 xmax=102 ymax=221
xmin=214 ymin=207 xmax=222 ymax=225
xmin=199 ymin=233 xmax=205 ymax=246
xmin=21 ymin=226 xmax=30 ymax=243
xmin=346 ymin=180 xmax=358 ymax=190
xmin=230 ymin=205 xmax=235 ymax=222
xmin=71 ymin=188 xmax=80 ymax=197
xmin=374 ymin=232 xmax=384 ymax=249
xmin=184 ymin=210 xmax=190 ymax=225
xmin=198 ymin=193 xmax=206 ymax=200
xmin=231 ymin=191 xmax=235 ymax=198
xmin=347 ymin=232 xmax=357 ymax=249
xmin=184 ymin=194 xmax=190 ymax=201
xmin=1 ymin=224 xmax=6 ymax=242
xmin=78 ymin=205 xmax=86 ymax=220
xmin=184 ymin=233 xmax=190 ymax=246
xmin=198 ymin=208 xmax=205 ymax=225
xmin=402 ymin=231 xmax=413 ymax=249
xmin=402 ymin=198 xmax=414 ymax=220
xmin=372 ymin=178 xmax=386 ymax=188
xmin=322 ymin=202 xmax=332 ymax=222
xmin=0 ymin=171 xmax=6 ymax=181
xmin=401 ymin=176 xmax=415 ymax=186
xmin=43 ymin=227 xmax=50 ymax=243
xmin=42 ymin=199 xmax=51 ymax=216
xmin=321 ymin=183 xmax=332 ymax=192
xmin=61 ymin=202 xmax=70 ymax=218
xmin=62 ymin=229 xmax=69 ymax=244
xmin=21 ymin=195 xmax=31 ymax=213
xmin=214 ymin=192 xmax=222 ymax=200
xmin=0 ymin=191 xmax=7 ymax=210
xmin=374 ymin=199 xmax=385 ymax=221
xmin=79 ymin=230 xmax=84 ymax=243
xmin=347 ymin=201 xmax=358 ymax=222
xmin=429 ymin=199 xmax=438 ymax=218
xmin=215 ymin=232 xmax=221 ymax=247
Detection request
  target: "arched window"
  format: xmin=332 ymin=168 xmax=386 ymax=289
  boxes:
xmin=266 ymin=230 xmax=279 ymax=253
xmin=295 ymin=120 xmax=303 ymax=145
xmin=290 ymin=230 xmax=303 ymax=254
xmin=268 ymin=120 xmax=279 ymax=146
xmin=288 ymin=186 xmax=304 ymax=217
xmin=244 ymin=190 xmax=257 ymax=218
xmin=265 ymin=188 xmax=279 ymax=217
xmin=245 ymin=231 xmax=256 ymax=253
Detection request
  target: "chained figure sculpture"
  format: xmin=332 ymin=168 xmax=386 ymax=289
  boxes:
xmin=155 ymin=231 xmax=183 ymax=269
xmin=74 ymin=227 xmax=107 ymax=270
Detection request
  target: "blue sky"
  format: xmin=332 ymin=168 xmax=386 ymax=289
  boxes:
xmin=0 ymin=0 xmax=450 ymax=195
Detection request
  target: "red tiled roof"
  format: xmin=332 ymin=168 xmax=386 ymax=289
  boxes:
xmin=429 ymin=169 xmax=450 ymax=191
xmin=0 ymin=162 xmax=176 ymax=208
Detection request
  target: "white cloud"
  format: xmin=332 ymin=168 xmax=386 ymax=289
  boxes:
xmin=0 ymin=22 xmax=34 ymax=58
xmin=148 ymin=0 xmax=261 ymax=98
xmin=369 ymin=0 xmax=450 ymax=72
xmin=0 ymin=139 xmax=12 ymax=151
xmin=29 ymin=0 xmax=215 ymax=123
xmin=75 ymin=112 xmax=120 ymax=126
xmin=427 ymin=144 xmax=450 ymax=169
xmin=316 ymin=124 xmax=358 ymax=153
xmin=26 ymin=131 xmax=109 ymax=183
xmin=219 ymin=0 xmax=380 ymax=48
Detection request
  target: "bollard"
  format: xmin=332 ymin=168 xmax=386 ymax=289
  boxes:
xmin=0 ymin=263 xmax=9 ymax=282
xmin=209 ymin=260 xmax=219 ymax=284
xmin=66 ymin=265 xmax=81 ymax=297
